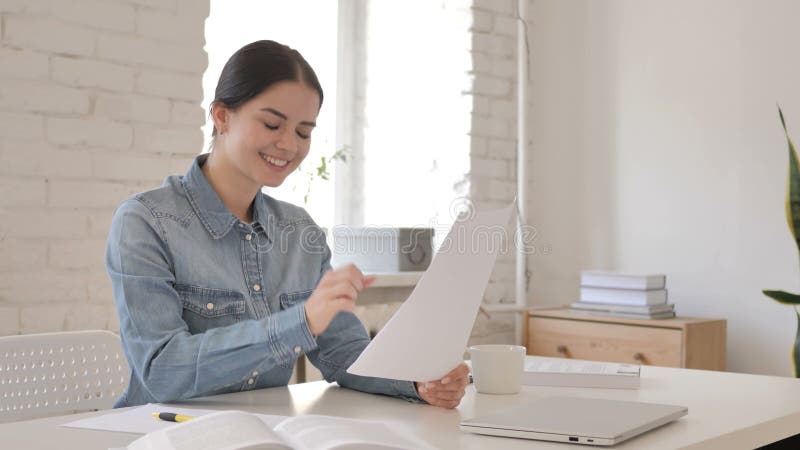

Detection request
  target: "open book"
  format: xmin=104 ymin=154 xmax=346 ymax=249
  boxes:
xmin=117 ymin=410 xmax=434 ymax=450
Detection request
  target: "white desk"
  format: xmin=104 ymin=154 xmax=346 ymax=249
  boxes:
xmin=2 ymin=360 xmax=799 ymax=449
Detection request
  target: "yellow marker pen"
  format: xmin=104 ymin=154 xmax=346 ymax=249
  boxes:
xmin=151 ymin=412 xmax=195 ymax=422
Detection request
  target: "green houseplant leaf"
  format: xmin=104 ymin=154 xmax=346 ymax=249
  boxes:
xmin=780 ymin=107 xmax=800 ymax=253
xmin=795 ymin=310 xmax=800 ymax=378
xmin=762 ymin=290 xmax=800 ymax=305
xmin=764 ymin=107 xmax=800 ymax=378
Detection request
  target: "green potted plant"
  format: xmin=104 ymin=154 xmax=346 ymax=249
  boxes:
xmin=763 ymin=107 xmax=800 ymax=378
xmin=299 ymin=146 xmax=350 ymax=206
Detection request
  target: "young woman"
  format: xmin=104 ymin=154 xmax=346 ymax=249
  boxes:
xmin=106 ymin=40 xmax=468 ymax=409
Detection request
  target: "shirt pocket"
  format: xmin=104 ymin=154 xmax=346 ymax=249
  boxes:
xmin=175 ymin=284 xmax=246 ymax=333
xmin=279 ymin=288 xmax=314 ymax=310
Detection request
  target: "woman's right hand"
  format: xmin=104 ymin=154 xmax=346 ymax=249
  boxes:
xmin=304 ymin=264 xmax=376 ymax=336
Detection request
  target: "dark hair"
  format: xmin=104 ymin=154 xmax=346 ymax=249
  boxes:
xmin=210 ymin=40 xmax=323 ymax=139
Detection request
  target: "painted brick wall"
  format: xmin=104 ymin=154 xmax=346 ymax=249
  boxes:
xmin=0 ymin=0 xmax=208 ymax=335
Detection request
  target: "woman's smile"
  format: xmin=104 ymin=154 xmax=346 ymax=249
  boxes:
xmin=259 ymin=152 xmax=290 ymax=172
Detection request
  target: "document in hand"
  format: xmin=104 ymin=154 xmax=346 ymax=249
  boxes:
xmin=347 ymin=201 xmax=515 ymax=381
xmin=117 ymin=410 xmax=435 ymax=450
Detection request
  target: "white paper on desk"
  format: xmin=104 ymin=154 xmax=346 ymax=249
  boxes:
xmin=60 ymin=403 xmax=286 ymax=434
xmin=347 ymin=201 xmax=514 ymax=381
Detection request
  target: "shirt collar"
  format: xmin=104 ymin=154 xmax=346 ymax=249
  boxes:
xmin=182 ymin=154 xmax=272 ymax=241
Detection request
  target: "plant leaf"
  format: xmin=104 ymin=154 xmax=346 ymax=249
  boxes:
xmin=779 ymin=107 xmax=800 ymax=254
xmin=763 ymin=289 xmax=800 ymax=305
xmin=794 ymin=309 xmax=800 ymax=378
xmin=316 ymin=156 xmax=327 ymax=177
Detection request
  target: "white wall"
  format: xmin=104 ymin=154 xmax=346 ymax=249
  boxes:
xmin=0 ymin=0 xmax=207 ymax=335
xmin=528 ymin=0 xmax=800 ymax=376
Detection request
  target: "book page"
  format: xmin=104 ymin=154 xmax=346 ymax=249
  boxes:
xmin=126 ymin=411 xmax=291 ymax=450
xmin=62 ymin=403 xmax=286 ymax=435
xmin=274 ymin=415 xmax=434 ymax=450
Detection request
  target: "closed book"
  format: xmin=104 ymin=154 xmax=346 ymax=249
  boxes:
xmin=568 ymin=309 xmax=677 ymax=320
xmin=580 ymin=287 xmax=668 ymax=305
xmin=580 ymin=271 xmax=666 ymax=290
xmin=522 ymin=356 xmax=640 ymax=389
xmin=570 ymin=301 xmax=675 ymax=315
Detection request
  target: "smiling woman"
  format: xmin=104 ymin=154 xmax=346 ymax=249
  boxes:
xmin=204 ymin=41 xmax=323 ymax=219
xmin=203 ymin=0 xmax=339 ymax=227
xmin=104 ymin=40 xmax=470 ymax=410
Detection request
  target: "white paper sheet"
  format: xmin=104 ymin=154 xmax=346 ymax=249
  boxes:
xmin=60 ymin=403 xmax=286 ymax=435
xmin=347 ymin=201 xmax=514 ymax=381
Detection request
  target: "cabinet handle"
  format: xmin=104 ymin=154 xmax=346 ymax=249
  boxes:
xmin=633 ymin=352 xmax=646 ymax=363
xmin=556 ymin=345 xmax=568 ymax=355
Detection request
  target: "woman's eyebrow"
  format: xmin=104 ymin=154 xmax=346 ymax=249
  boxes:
xmin=260 ymin=107 xmax=316 ymax=127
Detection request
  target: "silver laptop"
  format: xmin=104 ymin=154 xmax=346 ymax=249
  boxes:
xmin=460 ymin=396 xmax=687 ymax=446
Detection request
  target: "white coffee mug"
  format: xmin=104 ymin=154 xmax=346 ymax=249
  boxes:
xmin=468 ymin=344 xmax=526 ymax=394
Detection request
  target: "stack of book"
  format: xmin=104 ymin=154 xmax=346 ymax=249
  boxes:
xmin=570 ymin=271 xmax=675 ymax=319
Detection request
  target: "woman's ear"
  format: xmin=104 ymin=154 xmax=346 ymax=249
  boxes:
xmin=211 ymin=102 xmax=230 ymax=135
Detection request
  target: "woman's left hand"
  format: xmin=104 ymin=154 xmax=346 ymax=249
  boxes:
xmin=415 ymin=363 xmax=470 ymax=409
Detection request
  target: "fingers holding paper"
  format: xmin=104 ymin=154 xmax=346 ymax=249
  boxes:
xmin=305 ymin=264 xmax=376 ymax=336
xmin=416 ymin=362 xmax=470 ymax=409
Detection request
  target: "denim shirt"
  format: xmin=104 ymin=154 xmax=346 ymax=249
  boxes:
xmin=106 ymin=154 xmax=420 ymax=407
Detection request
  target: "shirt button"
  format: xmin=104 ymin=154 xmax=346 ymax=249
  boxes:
xmin=293 ymin=346 xmax=302 ymax=354
xmin=247 ymin=378 xmax=254 ymax=385
xmin=252 ymin=371 xmax=259 ymax=377
xmin=245 ymin=234 xmax=252 ymax=241
xmin=206 ymin=303 xmax=214 ymax=310
xmin=253 ymin=284 xmax=261 ymax=292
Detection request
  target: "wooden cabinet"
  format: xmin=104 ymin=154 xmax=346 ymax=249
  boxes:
xmin=524 ymin=309 xmax=726 ymax=370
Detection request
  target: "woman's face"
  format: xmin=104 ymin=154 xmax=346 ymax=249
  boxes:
xmin=214 ymin=80 xmax=320 ymax=188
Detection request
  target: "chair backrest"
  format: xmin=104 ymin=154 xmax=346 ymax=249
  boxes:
xmin=0 ymin=330 xmax=130 ymax=424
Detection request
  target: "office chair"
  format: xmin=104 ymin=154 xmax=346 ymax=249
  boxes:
xmin=0 ymin=330 xmax=130 ymax=424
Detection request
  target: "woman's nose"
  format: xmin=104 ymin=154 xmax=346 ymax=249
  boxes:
xmin=275 ymin=128 xmax=297 ymax=154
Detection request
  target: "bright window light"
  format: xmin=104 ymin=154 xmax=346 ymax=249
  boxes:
xmin=361 ymin=1 xmax=472 ymax=228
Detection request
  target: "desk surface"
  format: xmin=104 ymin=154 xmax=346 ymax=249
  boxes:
xmin=2 ymin=361 xmax=799 ymax=450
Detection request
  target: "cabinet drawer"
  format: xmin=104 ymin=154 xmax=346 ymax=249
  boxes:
xmin=527 ymin=317 xmax=682 ymax=367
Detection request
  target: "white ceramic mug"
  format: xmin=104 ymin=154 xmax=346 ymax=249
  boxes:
xmin=468 ymin=344 xmax=526 ymax=394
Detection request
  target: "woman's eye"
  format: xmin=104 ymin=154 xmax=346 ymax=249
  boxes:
xmin=264 ymin=122 xmax=279 ymax=130
xmin=296 ymin=131 xmax=310 ymax=139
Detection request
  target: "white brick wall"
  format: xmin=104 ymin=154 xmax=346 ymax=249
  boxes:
xmin=51 ymin=0 xmax=136 ymax=33
xmin=0 ymin=48 xmax=49 ymax=79
xmin=0 ymin=0 xmax=208 ymax=336
xmin=51 ymin=57 xmax=137 ymax=91
xmin=0 ymin=80 xmax=91 ymax=113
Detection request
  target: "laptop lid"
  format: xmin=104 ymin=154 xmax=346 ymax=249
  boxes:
xmin=460 ymin=396 xmax=687 ymax=446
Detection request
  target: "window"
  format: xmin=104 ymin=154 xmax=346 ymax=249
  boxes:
xmin=358 ymin=1 xmax=472 ymax=229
